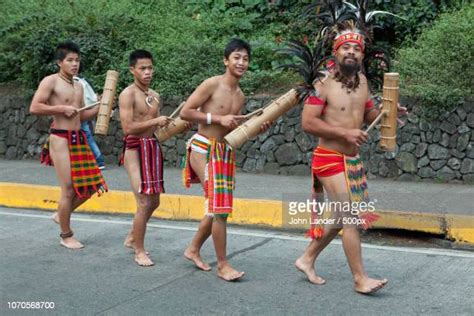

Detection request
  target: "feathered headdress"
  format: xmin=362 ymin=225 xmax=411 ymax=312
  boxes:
xmin=276 ymin=36 xmax=330 ymax=102
xmin=299 ymin=1 xmax=403 ymax=91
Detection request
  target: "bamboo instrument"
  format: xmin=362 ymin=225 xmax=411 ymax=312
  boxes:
xmin=364 ymin=73 xmax=399 ymax=152
xmin=95 ymin=70 xmax=119 ymax=135
xmin=224 ymin=89 xmax=299 ymax=148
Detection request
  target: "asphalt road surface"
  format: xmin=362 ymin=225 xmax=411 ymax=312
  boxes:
xmin=1 ymin=207 xmax=473 ymax=315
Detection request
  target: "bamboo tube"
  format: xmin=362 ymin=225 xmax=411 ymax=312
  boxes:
xmin=95 ymin=70 xmax=119 ymax=135
xmin=154 ymin=102 xmax=189 ymax=142
xmin=154 ymin=117 xmax=189 ymax=143
xmin=224 ymin=89 xmax=299 ymax=148
xmin=379 ymin=73 xmax=399 ymax=151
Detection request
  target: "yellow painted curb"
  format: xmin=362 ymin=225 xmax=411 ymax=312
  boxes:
xmin=0 ymin=182 xmax=472 ymax=244
xmin=0 ymin=182 xmax=283 ymax=228
xmin=445 ymin=214 xmax=474 ymax=244
xmin=374 ymin=210 xmax=444 ymax=235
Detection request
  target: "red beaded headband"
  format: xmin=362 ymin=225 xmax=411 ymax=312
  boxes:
xmin=333 ymin=32 xmax=365 ymax=52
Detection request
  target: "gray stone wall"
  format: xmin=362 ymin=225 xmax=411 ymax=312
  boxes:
xmin=360 ymin=99 xmax=474 ymax=183
xmin=0 ymin=91 xmax=473 ymax=183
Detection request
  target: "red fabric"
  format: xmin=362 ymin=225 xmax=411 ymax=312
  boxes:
xmin=40 ymin=129 xmax=68 ymax=166
xmin=120 ymin=135 xmax=164 ymax=195
xmin=305 ymin=95 xmax=328 ymax=115
xmin=67 ymin=130 xmax=107 ymax=198
xmin=41 ymin=128 xmax=107 ymax=198
xmin=333 ymin=32 xmax=365 ymax=52
xmin=205 ymin=140 xmax=235 ymax=215
xmin=311 ymin=146 xmax=345 ymax=178
xmin=365 ymin=99 xmax=374 ymax=110
xmin=305 ymin=95 xmax=325 ymax=106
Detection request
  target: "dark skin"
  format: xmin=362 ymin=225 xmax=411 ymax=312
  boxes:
xmin=180 ymin=49 xmax=272 ymax=281
xmin=119 ymin=57 xmax=173 ymax=267
xmin=297 ymin=42 xmax=407 ymax=294
xmin=29 ymin=52 xmax=100 ymax=249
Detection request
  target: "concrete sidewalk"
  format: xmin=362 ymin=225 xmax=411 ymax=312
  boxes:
xmin=0 ymin=159 xmax=473 ymax=243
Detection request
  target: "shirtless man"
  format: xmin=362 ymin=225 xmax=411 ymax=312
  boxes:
xmin=180 ymin=39 xmax=271 ymax=281
xmin=119 ymin=49 xmax=173 ymax=267
xmin=295 ymin=26 xmax=406 ymax=294
xmin=30 ymin=41 xmax=107 ymax=249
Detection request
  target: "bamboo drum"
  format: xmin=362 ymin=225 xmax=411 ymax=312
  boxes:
xmin=95 ymin=70 xmax=119 ymax=135
xmin=224 ymin=89 xmax=299 ymax=148
xmin=154 ymin=117 xmax=189 ymax=143
xmin=379 ymin=73 xmax=399 ymax=151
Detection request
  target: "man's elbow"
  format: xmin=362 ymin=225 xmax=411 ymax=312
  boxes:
xmin=301 ymin=119 xmax=312 ymax=133
xmin=29 ymin=104 xmax=39 ymax=115
xmin=180 ymin=108 xmax=191 ymax=121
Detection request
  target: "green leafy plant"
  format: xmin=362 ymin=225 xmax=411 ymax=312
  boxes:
xmin=395 ymin=4 xmax=473 ymax=118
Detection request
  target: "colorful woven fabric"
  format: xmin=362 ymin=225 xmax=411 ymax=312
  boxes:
xmin=120 ymin=135 xmax=164 ymax=195
xmin=183 ymin=133 xmax=235 ymax=216
xmin=42 ymin=129 xmax=107 ymax=198
xmin=306 ymin=146 xmax=379 ymax=239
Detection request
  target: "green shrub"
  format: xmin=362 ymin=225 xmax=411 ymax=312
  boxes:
xmin=0 ymin=0 xmax=300 ymax=97
xmin=394 ymin=4 xmax=473 ymax=118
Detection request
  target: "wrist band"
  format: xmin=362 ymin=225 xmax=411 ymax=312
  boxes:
xmin=206 ymin=113 xmax=212 ymax=125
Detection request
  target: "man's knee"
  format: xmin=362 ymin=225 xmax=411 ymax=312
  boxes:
xmin=213 ymin=214 xmax=228 ymax=223
xmin=341 ymin=224 xmax=359 ymax=233
xmin=137 ymin=196 xmax=159 ymax=212
xmin=61 ymin=184 xmax=75 ymax=200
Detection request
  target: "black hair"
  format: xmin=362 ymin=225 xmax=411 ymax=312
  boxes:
xmin=129 ymin=49 xmax=154 ymax=67
xmin=55 ymin=41 xmax=80 ymax=61
xmin=224 ymin=38 xmax=251 ymax=60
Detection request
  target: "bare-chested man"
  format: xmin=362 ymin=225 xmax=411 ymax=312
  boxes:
xmin=180 ymin=39 xmax=271 ymax=281
xmin=30 ymin=41 xmax=107 ymax=249
xmin=119 ymin=50 xmax=173 ymax=267
xmin=295 ymin=25 xmax=406 ymax=294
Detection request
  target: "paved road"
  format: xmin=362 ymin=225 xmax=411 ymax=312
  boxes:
xmin=1 ymin=207 xmax=473 ymax=315
xmin=1 ymin=160 xmax=473 ymax=216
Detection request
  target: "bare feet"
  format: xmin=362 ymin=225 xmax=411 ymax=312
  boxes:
xmin=60 ymin=236 xmax=84 ymax=249
xmin=135 ymin=251 xmax=154 ymax=267
xmin=52 ymin=212 xmax=59 ymax=224
xmin=295 ymin=257 xmax=326 ymax=285
xmin=184 ymin=247 xmax=211 ymax=271
xmin=217 ymin=263 xmax=245 ymax=281
xmin=124 ymin=235 xmax=149 ymax=255
xmin=354 ymin=276 xmax=388 ymax=294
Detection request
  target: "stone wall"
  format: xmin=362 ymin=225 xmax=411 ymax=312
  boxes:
xmin=361 ymin=98 xmax=474 ymax=183
xmin=0 ymin=91 xmax=473 ymax=183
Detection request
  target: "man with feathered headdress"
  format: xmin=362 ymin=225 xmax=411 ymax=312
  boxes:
xmin=294 ymin=20 xmax=406 ymax=294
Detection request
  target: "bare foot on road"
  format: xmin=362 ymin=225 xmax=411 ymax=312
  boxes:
xmin=295 ymin=257 xmax=326 ymax=285
xmin=124 ymin=235 xmax=149 ymax=255
xmin=60 ymin=236 xmax=84 ymax=249
xmin=217 ymin=263 xmax=244 ymax=281
xmin=184 ymin=247 xmax=211 ymax=271
xmin=135 ymin=251 xmax=154 ymax=267
xmin=354 ymin=276 xmax=388 ymax=294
